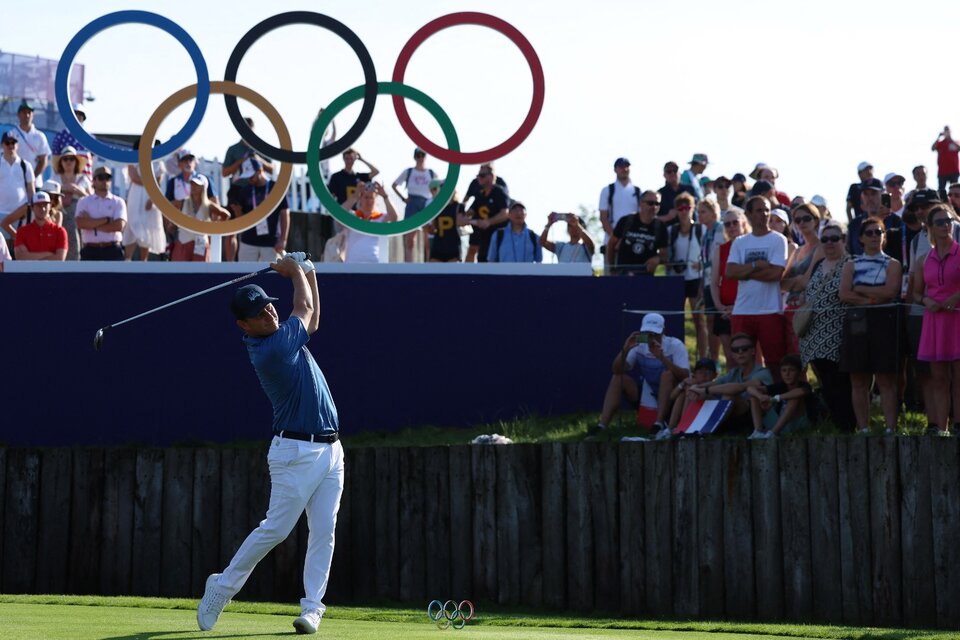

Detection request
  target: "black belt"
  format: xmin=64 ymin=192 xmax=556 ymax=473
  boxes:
xmin=275 ymin=430 xmax=338 ymax=443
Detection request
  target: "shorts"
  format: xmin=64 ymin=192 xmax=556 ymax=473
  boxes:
xmin=684 ymin=278 xmax=702 ymax=300
xmin=712 ymin=313 xmax=731 ymax=337
xmin=703 ymin=286 xmax=716 ymax=312
xmin=731 ymin=314 xmax=787 ymax=368
xmin=430 ymin=249 xmax=461 ymax=262
xmin=839 ymin=306 xmax=901 ymax=374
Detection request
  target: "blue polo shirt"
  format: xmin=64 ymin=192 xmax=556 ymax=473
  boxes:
xmin=243 ymin=317 xmax=339 ymax=435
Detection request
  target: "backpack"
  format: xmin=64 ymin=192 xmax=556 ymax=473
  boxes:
xmin=668 ymin=223 xmax=704 ymax=274
xmin=405 ymin=167 xmax=437 ymax=184
xmin=493 ymin=227 xmax=538 ymax=262
xmin=17 ymin=159 xmax=31 ymax=227
xmin=607 ymin=183 xmax=641 ymax=216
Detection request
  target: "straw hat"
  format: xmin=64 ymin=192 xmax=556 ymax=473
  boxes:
xmin=52 ymin=145 xmax=88 ymax=174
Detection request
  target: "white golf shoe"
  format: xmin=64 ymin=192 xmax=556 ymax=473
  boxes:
xmin=293 ymin=609 xmax=322 ymax=634
xmin=197 ymin=573 xmax=231 ymax=631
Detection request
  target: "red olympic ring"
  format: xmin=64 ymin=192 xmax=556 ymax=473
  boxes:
xmin=391 ymin=12 xmax=545 ymax=165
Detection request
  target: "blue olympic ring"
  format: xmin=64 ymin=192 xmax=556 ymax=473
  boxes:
xmin=427 ymin=599 xmax=474 ymax=630
xmin=55 ymin=10 xmax=210 ymax=163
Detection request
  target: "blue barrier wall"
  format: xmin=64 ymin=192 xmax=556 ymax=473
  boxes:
xmin=1 ymin=269 xmax=684 ymax=445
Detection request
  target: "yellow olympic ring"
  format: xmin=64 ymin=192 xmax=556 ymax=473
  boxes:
xmin=138 ymin=81 xmax=293 ymax=236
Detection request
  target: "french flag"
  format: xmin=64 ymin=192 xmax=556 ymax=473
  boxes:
xmin=673 ymin=399 xmax=732 ymax=436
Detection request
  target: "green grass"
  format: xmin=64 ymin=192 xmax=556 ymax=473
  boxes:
xmin=0 ymin=595 xmax=955 ymax=640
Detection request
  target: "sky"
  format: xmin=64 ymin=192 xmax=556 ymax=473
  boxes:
xmin=4 ymin=0 xmax=957 ymax=234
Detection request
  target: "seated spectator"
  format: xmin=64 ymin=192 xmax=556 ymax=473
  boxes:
xmin=725 ymin=195 xmax=789 ymax=380
xmin=916 ymin=205 xmax=960 ymax=435
xmin=487 ymin=202 xmax=542 ymax=263
xmin=746 ymin=355 xmax=815 ymax=439
xmin=668 ymin=192 xmax=706 ymax=358
xmin=687 ymin=332 xmax=774 ymax=434
xmin=427 ymin=180 xmax=467 ymax=263
xmin=838 ymin=217 xmax=903 ymax=434
xmin=237 ymin=160 xmax=288 ymax=262
xmin=342 ymin=180 xmax=398 ymax=263
xmin=13 ymin=192 xmax=67 ymax=260
xmin=607 ymin=190 xmax=668 ymax=275
xmin=798 ymin=220 xmax=855 ymax=430
xmin=541 ymin=212 xmax=594 ymax=263
xmin=710 ymin=208 xmax=750 ymax=363
xmin=593 ymin=313 xmax=690 ymax=438
xmin=666 ymin=357 xmax=718 ymax=429
xmin=172 ymin=175 xmax=230 ymax=262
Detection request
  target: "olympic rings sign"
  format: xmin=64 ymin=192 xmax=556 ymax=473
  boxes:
xmin=427 ymin=599 xmax=475 ymax=630
xmin=54 ymin=10 xmax=544 ymax=238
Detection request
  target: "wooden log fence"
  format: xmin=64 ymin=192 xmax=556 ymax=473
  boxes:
xmin=1 ymin=438 xmax=958 ymax=629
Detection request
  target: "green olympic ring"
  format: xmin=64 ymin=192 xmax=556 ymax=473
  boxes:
xmin=307 ymin=81 xmax=460 ymax=237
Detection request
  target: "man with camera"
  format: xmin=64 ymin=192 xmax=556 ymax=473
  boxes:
xmin=590 ymin=313 xmax=689 ymax=438
xmin=340 ymin=180 xmax=397 ymax=263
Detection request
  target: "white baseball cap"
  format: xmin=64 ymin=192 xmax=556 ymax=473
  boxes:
xmin=883 ymin=172 xmax=905 ymax=185
xmin=640 ymin=313 xmax=665 ymax=334
xmin=32 ymin=191 xmax=51 ymax=204
xmin=190 ymin=174 xmax=208 ymax=186
xmin=857 ymin=161 xmax=873 ymax=173
xmin=810 ymin=195 xmax=827 ymax=207
xmin=177 ymin=148 xmax=195 ymax=161
xmin=770 ymin=209 xmax=790 ymax=226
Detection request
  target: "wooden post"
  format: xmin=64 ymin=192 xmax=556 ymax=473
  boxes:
xmin=350 ymin=447 xmax=378 ymax=600
xmin=672 ymin=438 xmax=698 ymax=617
xmin=101 ymin=448 xmax=135 ymax=595
xmin=807 ymin=437 xmax=843 ymax=624
xmin=644 ymin=441 xmax=674 ymax=615
xmin=566 ymin=443 xmax=594 ymax=612
xmin=618 ymin=443 xmax=645 ymax=616
xmin=35 ymin=448 xmax=72 ymax=594
xmin=3 ymin=449 xmax=39 ymax=593
xmin=68 ymin=449 xmax=104 ymax=595
xmin=471 ymin=444 xmax=498 ymax=601
xmin=374 ymin=447 xmax=400 ymax=600
xmin=132 ymin=449 xmax=163 ymax=596
xmin=541 ymin=443 xmax=566 ymax=610
xmin=898 ymin=437 xmax=936 ymax=627
xmin=399 ymin=447 xmax=426 ymax=602
xmin=160 ymin=448 xmax=194 ymax=598
xmin=423 ymin=446 xmax=452 ymax=600
xmin=192 ymin=449 xmax=222 ymax=598
xmin=779 ymin=438 xmax=812 ymax=620
xmin=930 ymin=437 xmax=960 ymax=628
xmin=448 ymin=446 xmax=473 ymax=600
xmin=837 ymin=437 xmax=873 ymax=625
xmin=868 ymin=437 xmax=902 ymax=626
xmin=722 ymin=440 xmax=755 ymax=619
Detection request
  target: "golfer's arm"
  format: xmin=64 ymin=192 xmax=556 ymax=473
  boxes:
xmin=289 ymin=268 xmax=315 ymax=332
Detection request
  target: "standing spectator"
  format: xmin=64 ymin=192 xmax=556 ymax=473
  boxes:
xmin=905 ymin=189 xmax=944 ymax=272
xmin=598 ymin=157 xmax=641 ymax=252
xmin=680 ymin=153 xmax=709 ymax=202
xmin=810 ymin=195 xmax=831 ymax=221
xmin=0 ymin=231 xmax=10 ymax=264
xmin=327 ymin=147 xmax=379 ymax=205
xmin=799 ymin=220 xmax=855 ymax=430
xmin=171 ymin=175 xmax=230 ymax=262
xmin=730 ymin=173 xmax=748 ymax=209
xmin=657 ymin=161 xmax=695 ymax=226
xmin=222 ymin=117 xmax=276 ymax=262
xmin=13 ymin=192 xmax=67 ymax=260
xmin=0 ymin=130 xmax=35 ymax=241
xmin=839 ymin=217 xmax=903 ymax=433
xmin=687 ymin=332 xmax=775 ymax=435
xmin=932 ymin=126 xmax=960 ymax=199
xmin=699 ymin=198 xmax=723 ymax=360
xmin=713 ymin=176 xmax=743 ymax=216
xmin=884 ymin=172 xmax=907 ymax=217
xmin=40 ymin=180 xmax=64 ymax=226
xmin=237 ymin=160 xmax=289 ymax=262
xmin=75 ymin=167 xmax=127 ymax=261
xmin=50 ymin=146 xmax=91 ymax=260
xmin=541 ymin=212 xmax=594 ymax=263
xmin=669 ymin=192 xmax=707 ymax=358
xmin=593 ymin=313 xmax=690 ymax=438
xmin=846 ymin=161 xmax=873 ymax=223
xmin=725 ymin=195 xmax=789 ymax=378
xmin=466 ymin=167 xmax=509 ymax=263
xmin=768 ymin=209 xmax=797 ymax=261
xmin=906 ymin=165 xmax=930 ymax=204
xmin=749 ymin=163 xmax=791 ymax=207
xmin=165 ymin=149 xmax=215 ymax=212
xmin=916 ymin=206 xmax=960 ymax=435
xmin=341 ymin=181 xmax=398 ymax=263
xmin=392 ymin=148 xmax=437 ymax=262
xmin=746 ymin=355 xmax=815 ymax=439
xmin=463 ymin=163 xmax=509 ymax=263
xmin=948 ymin=182 xmax=960 ymax=222
xmin=848 ymin=178 xmax=884 ymax=255
xmin=710 ymin=208 xmax=750 ymax=363
xmin=487 ymin=202 xmax=541 ymax=263
xmin=8 ymin=100 xmax=50 ymax=186
xmin=782 ymin=203 xmax=822 ymax=353
xmin=607 ymin=190 xmax=668 ymax=275
xmin=427 ymin=180 xmax=466 ymax=263
xmin=123 ymin=138 xmax=167 ymax=261
xmin=51 ymin=103 xmax=93 ymax=180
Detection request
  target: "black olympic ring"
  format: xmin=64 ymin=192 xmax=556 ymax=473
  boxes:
xmin=427 ymin=599 xmax=475 ymax=630
xmin=223 ymin=11 xmax=378 ymax=164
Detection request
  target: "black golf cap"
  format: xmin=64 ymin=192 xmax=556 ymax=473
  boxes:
xmin=908 ymin=189 xmax=942 ymax=209
xmin=232 ymin=284 xmax=279 ymax=320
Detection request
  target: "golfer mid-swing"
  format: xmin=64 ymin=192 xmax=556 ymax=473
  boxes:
xmin=198 ymin=253 xmax=343 ymax=635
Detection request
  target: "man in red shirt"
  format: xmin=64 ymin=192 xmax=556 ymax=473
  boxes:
xmin=932 ymin=126 xmax=960 ymax=198
xmin=14 ymin=191 xmax=67 ymax=260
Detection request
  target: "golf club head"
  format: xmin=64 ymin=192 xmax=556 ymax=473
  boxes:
xmin=93 ymin=327 xmax=108 ymax=352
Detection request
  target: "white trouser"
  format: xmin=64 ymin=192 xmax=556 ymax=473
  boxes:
xmin=238 ymin=242 xmax=282 ymax=262
xmin=218 ymin=436 xmax=345 ymax=614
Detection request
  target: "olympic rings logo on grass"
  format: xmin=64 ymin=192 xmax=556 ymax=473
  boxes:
xmin=54 ymin=10 xmax=545 ymax=237
xmin=427 ymin=599 xmax=475 ymax=630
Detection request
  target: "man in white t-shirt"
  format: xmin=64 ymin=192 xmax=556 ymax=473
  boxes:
xmin=725 ymin=195 xmax=789 ymax=379
xmin=0 ymin=129 xmax=35 ymax=239
xmin=9 ymin=101 xmax=50 ymax=187
xmin=592 ymin=313 xmax=690 ymax=439
xmin=341 ymin=180 xmax=398 ymax=263
xmin=598 ymin=157 xmax=641 ymax=255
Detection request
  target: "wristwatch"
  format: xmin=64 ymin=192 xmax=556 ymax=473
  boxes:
xmin=773 ymin=394 xmax=782 ymax=403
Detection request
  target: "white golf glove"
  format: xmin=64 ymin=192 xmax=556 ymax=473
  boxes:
xmin=285 ymin=251 xmax=315 ymax=274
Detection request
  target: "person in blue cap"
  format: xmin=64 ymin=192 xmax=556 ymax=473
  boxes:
xmin=198 ymin=253 xmax=342 ymax=636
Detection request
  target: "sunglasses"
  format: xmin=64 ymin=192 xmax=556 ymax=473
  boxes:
xmin=821 ymin=235 xmax=843 ymax=243
xmin=677 ymin=205 xmax=692 ymax=211
xmin=642 ymin=200 xmax=660 ymax=206
xmin=794 ymin=215 xmax=814 ymax=224
xmin=723 ymin=220 xmax=740 ymax=227
xmin=931 ymin=218 xmax=952 ymax=227
xmin=62 ymin=156 xmax=77 ymax=161
xmin=93 ymin=175 xmax=110 ymax=181
xmin=2 ymin=140 xmax=15 ymax=145
xmin=731 ymin=345 xmax=753 ymax=354
xmin=862 ymin=229 xmax=884 ymax=237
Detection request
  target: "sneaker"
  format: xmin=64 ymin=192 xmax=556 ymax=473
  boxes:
xmin=293 ymin=609 xmax=322 ymax=634
xmin=654 ymin=426 xmax=672 ymax=441
xmin=197 ymin=573 xmax=231 ymax=631
xmin=586 ymin=423 xmax=605 ymax=438
xmin=749 ymin=430 xmax=775 ymax=440
xmin=884 ymin=427 xmax=895 ymax=435
xmin=926 ymin=425 xmax=940 ymax=436
xmin=857 ymin=427 xmax=871 ymax=435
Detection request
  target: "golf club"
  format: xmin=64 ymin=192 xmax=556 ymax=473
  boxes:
xmin=93 ymin=254 xmax=311 ymax=351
